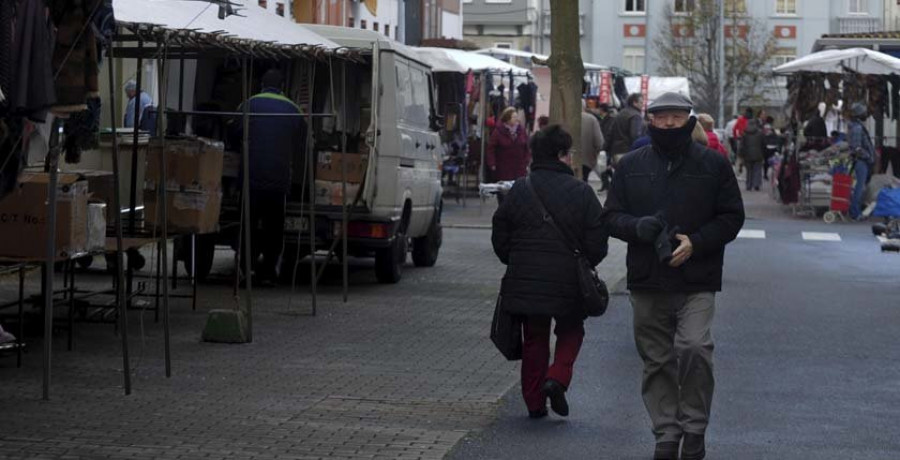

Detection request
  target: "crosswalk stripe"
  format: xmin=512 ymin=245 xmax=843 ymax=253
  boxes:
xmin=802 ymin=232 xmax=842 ymax=242
xmin=737 ymin=229 xmax=766 ymax=239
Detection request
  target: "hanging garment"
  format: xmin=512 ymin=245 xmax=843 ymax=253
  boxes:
xmin=9 ymin=0 xmax=56 ymax=121
xmin=887 ymin=75 xmax=900 ymax=121
xmin=867 ymin=75 xmax=888 ymax=120
xmin=50 ymin=0 xmax=101 ymax=111
xmin=90 ymin=0 xmax=114 ymax=64
xmin=0 ymin=0 xmax=13 ymax=108
xmin=613 ymin=75 xmax=628 ymax=108
xmin=0 ymin=118 xmax=26 ymax=199
xmin=62 ymin=96 xmax=100 ymax=164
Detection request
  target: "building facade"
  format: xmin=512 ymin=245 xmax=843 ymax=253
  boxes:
xmin=291 ymin=0 xmax=462 ymax=45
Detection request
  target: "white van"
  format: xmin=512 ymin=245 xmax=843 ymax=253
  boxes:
xmin=288 ymin=26 xmax=444 ymax=284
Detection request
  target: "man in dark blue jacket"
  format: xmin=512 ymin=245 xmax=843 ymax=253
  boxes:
xmin=603 ymin=93 xmax=744 ymax=460
xmin=239 ymin=69 xmax=306 ymax=284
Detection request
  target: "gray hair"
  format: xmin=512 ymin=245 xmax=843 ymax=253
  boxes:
xmin=124 ymin=80 xmax=137 ymax=92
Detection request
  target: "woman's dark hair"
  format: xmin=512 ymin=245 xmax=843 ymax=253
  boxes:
xmin=626 ymin=93 xmax=643 ymax=107
xmin=529 ymin=124 xmax=572 ymax=162
xmin=537 ymin=115 xmax=550 ymax=129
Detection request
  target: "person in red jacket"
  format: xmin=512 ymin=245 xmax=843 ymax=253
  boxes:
xmin=697 ymin=114 xmax=728 ymax=160
xmin=732 ymin=108 xmax=753 ymax=173
xmin=487 ymin=107 xmax=531 ymax=184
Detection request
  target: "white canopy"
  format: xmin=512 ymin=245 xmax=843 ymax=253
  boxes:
xmin=773 ymin=47 xmax=900 ymax=75
xmin=412 ymin=48 xmax=530 ymax=75
xmin=474 ymin=47 xmax=608 ymax=72
xmin=625 ymin=77 xmax=691 ymax=104
xmin=113 ymin=0 xmax=340 ymax=49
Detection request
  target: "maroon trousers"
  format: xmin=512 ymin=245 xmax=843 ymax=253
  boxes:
xmin=521 ymin=316 xmax=585 ymax=412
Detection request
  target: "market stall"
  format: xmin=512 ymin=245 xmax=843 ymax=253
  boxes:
xmin=773 ymin=47 xmax=900 ymax=222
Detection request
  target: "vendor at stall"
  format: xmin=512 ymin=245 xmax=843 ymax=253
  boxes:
xmin=848 ymin=102 xmax=876 ymax=221
xmin=238 ymin=69 xmax=307 ymax=285
xmin=123 ymin=79 xmax=152 ymax=128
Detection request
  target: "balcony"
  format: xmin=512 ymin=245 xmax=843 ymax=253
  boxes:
xmin=834 ymin=16 xmax=882 ymax=34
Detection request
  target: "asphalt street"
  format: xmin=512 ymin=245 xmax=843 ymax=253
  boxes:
xmin=450 ymin=215 xmax=900 ymax=460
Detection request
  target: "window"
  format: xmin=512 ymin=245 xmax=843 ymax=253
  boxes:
xmin=623 ymin=47 xmax=645 ymax=74
xmin=385 ymin=24 xmax=390 ymax=36
xmin=374 ymin=22 xmax=379 ymax=32
xmin=275 ymin=2 xmax=284 ymax=16
xmin=849 ymin=0 xmax=867 ymax=14
xmin=673 ymin=0 xmax=696 ymax=14
xmin=624 ymin=0 xmax=646 ymax=13
xmin=775 ymin=0 xmax=797 ymax=15
xmin=348 ymin=17 xmax=354 ymax=28
xmin=725 ymin=0 xmax=746 ymax=14
xmin=396 ymin=61 xmax=430 ymax=129
xmin=771 ymin=48 xmax=796 ymax=86
xmin=361 ymin=19 xmax=367 ymax=29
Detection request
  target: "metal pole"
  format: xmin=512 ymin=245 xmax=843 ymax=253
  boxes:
xmin=341 ymin=61 xmax=349 ymax=303
xmin=42 ymin=118 xmax=62 ymax=400
xmin=241 ymin=56 xmax=254 ymax=341
xmin=17 ymin=266 xmax=24 ymax=368
xmin=644 ymin=0 xmax=651 ymax=75
xmin=158 ymin=38 xmax=172 ymax=377
xmin=717 ymin=0 xmax=726 ymax=127
xmin=130 ymin=41 xmax=143 ymax=235
xmin=731 ymin=3 xmax=738 ymax=116
xmin=107 ymin=44 xmax=132 ymax=395
xmin=479 ymin=71 xmax=488 ymax=187
xmin=308 ymin=62 xmax=318 ymax=317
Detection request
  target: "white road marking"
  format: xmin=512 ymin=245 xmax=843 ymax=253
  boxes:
xmin=802 ymin=232 xmax=842 ymax=242
xmin=737 ymin=229 xmax=766 ymax=239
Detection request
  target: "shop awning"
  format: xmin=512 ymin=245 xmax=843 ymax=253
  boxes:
xmin=113 ymin=0 xmax=340 ymax=51
xmin=473 ymin=47 xmax=609 ymax=72
xmin=413 ymin=48 xmax=530 ymax=75
xmin=773 ymin=48 xmax=900 ymax=75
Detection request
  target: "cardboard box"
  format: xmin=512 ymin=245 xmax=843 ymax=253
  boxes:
xmin=0 ymin=173 xmax=88 ymax=260
xmin=316 ymin=152 xmax=368 ymax=183
xmin=144 ymin=189 xmax=222 ymax=234
xmin=314 ymin=180 xmax=361 ymax=206
xmin=146 ymin=137 xmax=224 ymax=193
xmin=66 ymin=170 xmax=117 ymax=220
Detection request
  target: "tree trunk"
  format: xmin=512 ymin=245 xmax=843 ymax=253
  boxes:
xmin=548 ymin=0 xmax=585 ymax=176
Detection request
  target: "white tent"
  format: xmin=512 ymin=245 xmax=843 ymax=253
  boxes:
xmin=625 ymin=77 xmax=691 ymax=104
xmin=113 ymin=0 xmax=340 ymax=49
xmin=773 ymin=47 xmax=900 ymax=75
xmin=474 ymin=47 xmax=609 ymax=72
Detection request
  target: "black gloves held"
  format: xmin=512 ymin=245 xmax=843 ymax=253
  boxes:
xmin=635 ymin=216 xmax=664 ymax=243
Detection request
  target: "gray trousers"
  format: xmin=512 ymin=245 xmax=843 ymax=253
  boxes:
xmin=630 ymin=291 xmax=716 ymax=442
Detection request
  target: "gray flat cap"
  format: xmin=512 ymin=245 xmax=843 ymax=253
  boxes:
xmin=647 ymin=92 xmax=693 ymax=113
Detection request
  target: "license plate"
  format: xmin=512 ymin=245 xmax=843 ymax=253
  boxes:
xmin=285 ymin=216 xmax=309 ymax=232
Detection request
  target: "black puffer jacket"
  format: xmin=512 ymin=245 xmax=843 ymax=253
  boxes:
xmin=741 ymin=121 xmax=765 ymax=163
xmin=492 ymin=161 xmax=609 ymax=318
xmin=603 ymin=142 xmax=744 ymax=293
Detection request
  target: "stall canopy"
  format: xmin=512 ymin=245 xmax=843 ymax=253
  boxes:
xmin=113 ymin=0 xmax=340 ymax=50
xmin=474 ymin=47 xmax=609 ymax=72
xmin=773 ymin=48 xmax=900 ymax=75
xmin=415 ymin=48 xmax=531 ymax=75
xmin=625 ymin=77 xmax=691 ymax=104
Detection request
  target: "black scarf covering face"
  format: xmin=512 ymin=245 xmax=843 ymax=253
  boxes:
xmin=649 ymin=116 xmax=698 ymax=161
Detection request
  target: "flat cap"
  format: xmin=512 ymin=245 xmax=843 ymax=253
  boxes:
xmin=647 ymin=92 xmax=693 ymax=113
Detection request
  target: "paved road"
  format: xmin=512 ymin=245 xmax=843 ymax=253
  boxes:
xmin=451 ymin=216 xmax=900 ymax=460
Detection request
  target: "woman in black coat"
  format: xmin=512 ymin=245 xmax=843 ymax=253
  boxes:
xmin=491 ymin=125 xmax=609 ymax=418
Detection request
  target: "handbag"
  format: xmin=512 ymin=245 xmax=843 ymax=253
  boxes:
xmin=526 ymin=176 xmax=609 ymax=317
xmin=490 ymin=295 xmax=522 ymax=361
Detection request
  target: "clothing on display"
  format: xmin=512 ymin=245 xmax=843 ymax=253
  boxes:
xmin=51 ymin=0 xmax=101 ymax=112
xmin=613 ymin=75 xmax=628 ymax=108
xmin=63 ymin=96 xmax=100 ymax=164
xmin=8 ymin=0 xmax=57 ymax=121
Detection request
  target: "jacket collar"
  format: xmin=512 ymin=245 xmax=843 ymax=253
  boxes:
xmin=530 ymin=159 xmax=574 ymax=176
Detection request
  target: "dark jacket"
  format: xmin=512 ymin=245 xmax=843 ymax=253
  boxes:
xmin=487 ymin=124 xmax=531 ymax=181
xmin=240 ymin=89 xmax=306 ymax=193
xmin=603 ymin=142 xmax=745 ymax=293
xmin=740 ymin=121 xmax=765 ymax=163
xmin=492 ymin=161 xmax=609 ymax=318
xmin=606 ymin=106 xmax=644 ymax=156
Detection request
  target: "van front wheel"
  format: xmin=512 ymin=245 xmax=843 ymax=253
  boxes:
xmin=375 ymin=236 xmax=405 ymax=284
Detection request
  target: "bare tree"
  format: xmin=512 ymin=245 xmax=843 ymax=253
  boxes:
xmin=541 ymin=0 xmax=584 ymax=170
xmin=654 ymin=0 xmax=777 ymax=119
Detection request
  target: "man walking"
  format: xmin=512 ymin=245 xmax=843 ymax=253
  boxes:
xmin=239 ymin=69 xmax=306 ymax=285
xmin=605 ymin=93 xmax=644 ymax=167
xmin=847 ymin=102 xmax=875 ymax=220
xmin=580 ymin=101 xmax=605 ymax=182
xmin=593 ymin=102 xmax=616 ymax=190
xmin=603 ymin=93 xmax=745 ymax=460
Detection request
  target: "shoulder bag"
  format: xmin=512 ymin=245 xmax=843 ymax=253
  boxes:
xmin=526 ymin=176 xmax=609 ymax=317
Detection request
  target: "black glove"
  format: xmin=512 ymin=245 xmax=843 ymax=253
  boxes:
xmin=635 ymin=216 xmax=664 ymax=243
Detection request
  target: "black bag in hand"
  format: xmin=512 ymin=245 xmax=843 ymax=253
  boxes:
xmin=490 ymin=296 xmax=522 ymax=361
xmin=526 ymin=177 xmax=609 ymax=317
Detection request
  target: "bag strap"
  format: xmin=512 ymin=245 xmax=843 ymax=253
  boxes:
xmin=525 ymin=176 xmax=583 ymax=256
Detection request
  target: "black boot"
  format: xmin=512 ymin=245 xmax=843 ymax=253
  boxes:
xmin=681 ymin=433 xmax=706 ymax=460
xmin=541 ymin=379 xmax=569 ymax=417
xmin=653 ymin=441 xmax=680 ymax=460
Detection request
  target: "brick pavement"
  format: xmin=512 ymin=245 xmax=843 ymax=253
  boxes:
xmin=0 ymin=222 xmax=626 ymax=460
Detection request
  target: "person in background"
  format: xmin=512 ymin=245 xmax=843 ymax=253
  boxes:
xmin=123 ymin=79 xmax=152 ymax=128
xmin=593 ymin=103 xmax=616 ymax=191
xmin=487 ymin=107 xmax=531 ymax=192
xmin=733 ymin=108 xmax=753 ymax=174
xmin=830 ymin=130 xmax=847 ymax=145
xmin=491 ymin=124 xmax=608 ymax=420
xmin=607 ymin=93 xmax=645 ymax=167
xmin=238 ymin=69 xmax=306 ymax=286
xmin=741 ymin=119 xmax=766 ymax=192
xmin=847 ymin=102 xmax=876 ymax=220
xmin=762 ymin=124 xmax=782 ymax=181
xmin=697 ymin=114 xmax=728 ymax=160
xmin=723 ymin=115 xmax=739 ymax=163
xmin=692 ymin=122 xmax=709 ymax=146
xmin=803 ymin=103 xmax=829 ymax=151
xmin=581 ymin=101 xmax=605 ymax=182
xmin=537 ymin=115 xmax=550 ymax=131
